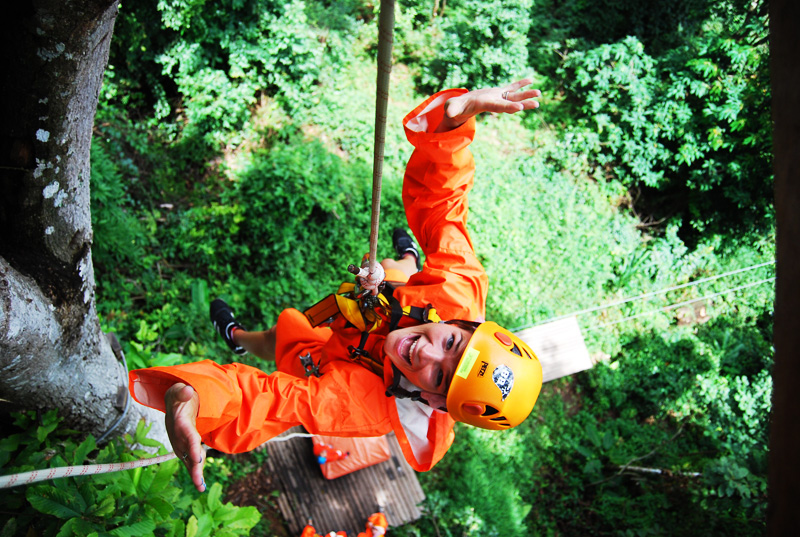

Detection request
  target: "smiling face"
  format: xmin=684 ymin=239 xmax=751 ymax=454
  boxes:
xmin=383 ymin=322 xmax=473 ymax=410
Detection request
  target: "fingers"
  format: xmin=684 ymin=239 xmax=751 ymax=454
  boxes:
xmin=504 ymin=77 xmax=534 ymax=92
xmin=499 ymin=78 xmax=541 ymax=109
xmin=165 ymin=383 xmax=207 ymax=492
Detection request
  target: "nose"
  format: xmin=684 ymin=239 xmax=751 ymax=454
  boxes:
xmin=417 ymin=340 xmax=444 ymax=364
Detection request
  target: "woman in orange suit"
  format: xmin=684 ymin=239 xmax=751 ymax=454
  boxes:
xmin=357 ymin=512 xmax=388 ymax=537
xmin=130 ymin=80 xmax=544 ymax=493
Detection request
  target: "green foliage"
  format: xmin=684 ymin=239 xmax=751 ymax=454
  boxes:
xmin=418 ymin=427 xmax=532 ymax=537
xmin=466 ymin=119 xmax=643 ymax=329
xmin=90 ymin=140 xmax=150 ymax=271
xmin=555 ymin=0 xmax=771 ymax=241
xmin=415 ymin=0 xmax=533 ymax=92
xmin=0 ymin=412 xmax=259 ymax=537
xmin=515 ymin=314 xmax=771 ymax=535
xmin=110 ymin=0 xmax=325 ymax=144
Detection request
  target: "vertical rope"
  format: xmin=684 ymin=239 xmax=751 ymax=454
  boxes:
xmin=368 ymin=0 xmax=395 ymax=274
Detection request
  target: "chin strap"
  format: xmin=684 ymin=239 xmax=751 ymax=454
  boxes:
xmin=385 ymin=363 xmax=428 ymax=404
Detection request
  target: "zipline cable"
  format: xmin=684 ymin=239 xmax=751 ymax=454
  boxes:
xmin=367 ymin=0 xmax=395 ymax=275
xmin=582 ymin=276 xmax=775 ymax=332
xmin=0 ymin=432 xmax=316 ymax=489
xmin=513 ymin=260 xmax=775 ymax=332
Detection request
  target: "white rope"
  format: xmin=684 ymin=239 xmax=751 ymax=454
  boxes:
xmin=0 ymin=452 xmax=178 ymax=489
xmin=513 ymin=260 xmax=775 ymax=332
xmin=582 ymin=276 xmax=775 ymax=332
xmin=0 ymin=432 xmax=319 ymax=489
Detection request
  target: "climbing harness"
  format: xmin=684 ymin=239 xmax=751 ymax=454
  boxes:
xmin=303 ymin=280 xmax=442 ymax=370
xmin=299 ymin=352 xmax=322 ymax=378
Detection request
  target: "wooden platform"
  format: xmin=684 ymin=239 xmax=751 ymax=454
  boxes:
xmin=515 ymin=316 xmax=593 ymax=382
xmin=264 ymin=428 xmax=425 ymax=536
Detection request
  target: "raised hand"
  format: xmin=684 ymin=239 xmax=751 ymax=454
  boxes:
xmin=436 ymin=78 xmax=541 ymax=132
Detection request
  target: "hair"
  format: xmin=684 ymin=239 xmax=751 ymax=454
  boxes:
xmin=444 ymin=319 xmax=480 ymax=334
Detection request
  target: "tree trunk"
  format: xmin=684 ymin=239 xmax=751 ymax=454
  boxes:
xmin=0 ymin=0 xmax=165 ymax=445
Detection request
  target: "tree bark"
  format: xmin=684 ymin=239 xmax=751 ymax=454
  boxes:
xmin=0 ymin=0 xmax=165 ymax=445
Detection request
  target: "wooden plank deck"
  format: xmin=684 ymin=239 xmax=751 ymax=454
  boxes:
xmin=515 ymin=316 xmax=594 ymax=383
xmin=264 ymin=428 xmax=425 ymax=536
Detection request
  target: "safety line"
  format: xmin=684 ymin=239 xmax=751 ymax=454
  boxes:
xmin=0 ymin=452 xmax=178 ymax=489
xmin=513 ymin=260 xmax=775 ymax=332
xmin=582 ymin=276 xmax=775 ymax=332
xmin=0 ymin=433 xmax=317 ymax=489
xmin=367 ymin=0 xmax=395 ymax=276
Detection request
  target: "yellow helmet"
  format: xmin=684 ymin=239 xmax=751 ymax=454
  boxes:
xmin=446 ymin=321 xmax=543 ymax=429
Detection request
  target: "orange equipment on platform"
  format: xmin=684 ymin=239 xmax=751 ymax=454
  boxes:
xmin=312 ymin=435 xmax=391 ymax=480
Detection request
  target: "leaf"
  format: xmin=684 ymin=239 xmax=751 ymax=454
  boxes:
xmin=224 ymin=506 xmax=261 ymax=530
xmin=583 ymin=459 xmax=603 ymax=476
xmin=165 ymin=519 xmax=186 ymax=537
xmin=136 ymin=465 xmax=154 ymax=496
xmin=36 ymin=421 xmax=59 ymax=443
xmin=206 ymin=481 xmax=223 ymax=511
xmin=91 ymin=494 xmax=117 ymax=518
xmin=146 ymin=496 xmax=175 ymax=520
xmin=585 ymin=423 xmax=601 ymax=448
xmin=194 ymin=512 xmax=214 ymax=537
xmin=109 ymin=519 xmax=157 ymax=537
xmin=57 ymin=517 xmax=98 ymax=537
xmin=575 ymin=445 xmax=594 ymax=459
xmin=186 ymin=515 xmax=199 ymax=537
xmin=1 ymin=518 xmax=18 ymax=537
xmin=56 ymin=518 xmax=79 ymax=537
xmin=0 ymin=433 xmax=23 ymax=454
xmin=732 ymin=466 xmax=750 ymax=480
xmin=147 ymin=458 xmax=178 ymax=496
xmin=26 ymin=487 xmax=83 ymax=519
xmin=73 ymin=435 xmax=97 ymax=465
xmin=602 ymin=431 xmax=615 ymax=451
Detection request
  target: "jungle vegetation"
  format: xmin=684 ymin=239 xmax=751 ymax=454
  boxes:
xmin=1 ymin=0 xmax=773 ymax=535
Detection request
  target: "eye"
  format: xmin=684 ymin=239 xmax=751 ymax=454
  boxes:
xmin=446 ymin=335 xmax=455 ymax=350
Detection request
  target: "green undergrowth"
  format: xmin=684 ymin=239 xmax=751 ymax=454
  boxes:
xmin=0 ymin=412 xmax=259 ymax=537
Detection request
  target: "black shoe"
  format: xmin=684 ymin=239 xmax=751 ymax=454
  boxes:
xmin=210 ymin=299 xmax=246 ymax=355
xmin=392 ymin=228 xmax=421 ymax=271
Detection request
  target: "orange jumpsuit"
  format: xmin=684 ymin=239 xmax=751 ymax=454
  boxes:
xmin=301 ymin=525 xmax=346 ymax=537
xmin=129 ymin=89 xmax=488 ymax=472
xmin=357 ymin=512 xmax=388 ymax=537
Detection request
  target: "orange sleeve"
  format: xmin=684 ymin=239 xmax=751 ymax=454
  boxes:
xmin=301 ymin=526 xmax=318 ymax=537
xmin=397 ymin=89 xmax=488 ymax=322
xmin=129 ymin=360 xmax=393 ymax=453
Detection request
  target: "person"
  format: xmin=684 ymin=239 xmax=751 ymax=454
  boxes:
xmin=129 ymin=79 xmax=545 ymax=493
xmin=357 ymin=512 xmax=388 ymax=537
xmin=300 ymin=512 xmax=386 ymax=537
xmin=301 ymin=518 xmax=347 ymax=537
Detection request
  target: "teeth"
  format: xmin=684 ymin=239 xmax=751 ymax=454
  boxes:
xmin=403 ymin=338 xmax=419 ymax=365
xmin=408 ymin=339 xmax=418 ymax=364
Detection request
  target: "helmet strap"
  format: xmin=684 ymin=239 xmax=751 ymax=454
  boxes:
xmin=385 ymin=363 xmax=429 ymax=404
